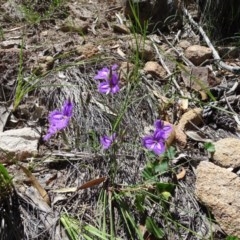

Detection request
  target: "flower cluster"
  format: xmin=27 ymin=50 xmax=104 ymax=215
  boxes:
xmin=44 ymin=65 xmax=172 ymax=158
xmin=94 ymin=64 xmax=120 ymax=94
xmin=95 ymin=65 xmax=172 ymax=155
xmin=43 ymin=100 xmax=74 ymax=141
xmin=94 ymin=64 xmax=120 ymax=149
xmin=142 ymin=120 xmax=172 ymax=155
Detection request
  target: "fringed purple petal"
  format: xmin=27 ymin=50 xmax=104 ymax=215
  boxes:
xmin=62 ymin=100 xmax=73 ymax=117
xmin=100 ymin=133 xmax=116 ymax=149
xmin=98 ymin=82 xmax=111 ymax=94
xmin=152 ymin=141 xmax=165 ymax=155
xmin=44 ymin=100 xmax=74 ymax=141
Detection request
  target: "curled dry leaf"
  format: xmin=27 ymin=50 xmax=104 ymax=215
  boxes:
xmin=20 ymin=165 xmax=51 ymax=206
xmin=176 ymin=167 xmax=186 ymax=180
xmin=185 ymin=130 xmax=212 ymax=142
xmin=179 ymin=98 xmax=189 ymax=111
xmin=199 ymin=90 xmax=208 ymax=101
xmin=165 ymin=121 xmax=175 ymax=147
xmin=175 ymin=108 xmax=202 ymax=147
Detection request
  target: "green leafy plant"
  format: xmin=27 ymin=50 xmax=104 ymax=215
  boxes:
xmin=145 ymin=217 xmax=164 ymax=239
xmin=204 ymin=142 xmax=215 ymax=153
xmin=226 ymin=236 xmax=240 ymax=240
xmin=0 ymin=26 xmax=4 ymax=40
xmin=20 ymin=0 xmax=65 ymax=24
xmin=0 ymin=163 xmax=13 ymax=198
xmin=13 ymin=40 xmax=42 ymax=110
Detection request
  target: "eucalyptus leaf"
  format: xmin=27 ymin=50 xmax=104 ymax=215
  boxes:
xmin=185 ymin=130 xmax=211 ymax=142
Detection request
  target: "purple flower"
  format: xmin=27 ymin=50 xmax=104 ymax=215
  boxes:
xmin=62 ymin=100 xmax=73 ymax=117
xmin=94 ymin=65 xmax=120 ymax=94
xmin=94 ymin=64 xmax=118 ymax=81
xmin=142 ymin=130 xmax=166 ymax=155
xmin=100 ymin=133 xmax=116 ymax=149
xmin=154 ymin=120 xmax=172 ymax=140
xmin=98 ymin=74 xmax=120 ymax=94
xmin=43 ymin=100 xmax=74 ymax=141
xmin=142 ymin=120 xmax=172 ymax=155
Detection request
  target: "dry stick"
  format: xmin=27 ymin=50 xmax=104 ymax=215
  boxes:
xmin=158 ymin=29 xmax=194 ymax=67
xmin=182 ymin=7 xmax=240 ymax=74
xmin=172 ymin=29 xmax=181 ymax=46
xmin=3 ymin=26 xmax=25 ymax=33
xmin=222 ymin=91 xmax=240 ymax=126
xmin=149 ymin=36 xmax=185 ymax=97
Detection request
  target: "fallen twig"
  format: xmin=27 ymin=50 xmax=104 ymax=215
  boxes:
xmin=149 ymin=36 xmax=184 ymax=97
xmin=157 ymin=29 xmax=195 ymax=67
xmin=182 ymin=7 xmax=240 ymax=74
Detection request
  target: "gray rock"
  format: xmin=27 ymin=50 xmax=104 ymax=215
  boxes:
xmin=143 ymin=61 xmax=166 ymax=78
xmin=0 ymin=128 xmax=40 ymax=161
xmin=195 ymin=161 xmax=240 ymax=237
xmin=185 ymin=45 xmax=212 ymax=65
xmin=178 ymin=40 xmax=191 ymax=50
xmin=60 ymin=17 xmax=89 ymax=34
xmin=0 ymin=40 xmax=21 ymax=49
xmin=213 ymin=138 xmax=240 ymax=168
xmin=129 ymin=38 xmax=154 ymax=61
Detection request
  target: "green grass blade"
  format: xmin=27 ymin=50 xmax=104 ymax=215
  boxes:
xmin=145 ymin=217 xmax=164 ymax=239
xmin=84 ymin=224 xmax=111 ymax=240
xmin=60 ymin=214 xmax=80 ymax=240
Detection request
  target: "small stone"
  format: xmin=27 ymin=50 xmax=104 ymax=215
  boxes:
xmin=195 ymin=161 xmax=240 ymax=237
xmin=178 ymin=40 xmax=191 ymax=50
xmin=0 ymin=128 xmax=40 ymax=161
xmin=60 ymin=17 xmax=89 ymax=34
xmin=119 ymin=62 xmax=134 ymax=81
xmin=143 ymin=61 xmax=166 ymax=79
xmin=75 ymin=43 xmax=98 ymax=59
xmin=33 ymin=56 xmax=54 ymax=76
xmin=1 ymin=39 xmax=21 ymax=49
xmin=185 ymin=45 xmax=212 ymax=65
xmin=213 ymin=138 xmax=240 ymax=168
xmin=130 ymin=38 xmax=154 ymax=61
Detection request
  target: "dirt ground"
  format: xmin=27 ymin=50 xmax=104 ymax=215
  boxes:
xmin=1 ymin=0 xmax=240 ymax=239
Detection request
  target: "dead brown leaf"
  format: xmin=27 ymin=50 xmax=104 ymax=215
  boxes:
xmin=20 ymin=165 xmax=51 ymax=206
xmin=175 ymin=108 xmax=202 ymax=147
xmin=165 ymin=122 xmax=176 ymax=147
xmin=181 ymin=66 xmax=220 ymax=93
xmin=0 ymin=103 xmax=12 ymax=132
xmin=176 ymin=167 xmax=186 ymax=180
xmin=77 ymin=176 xmax=107 ymax=191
